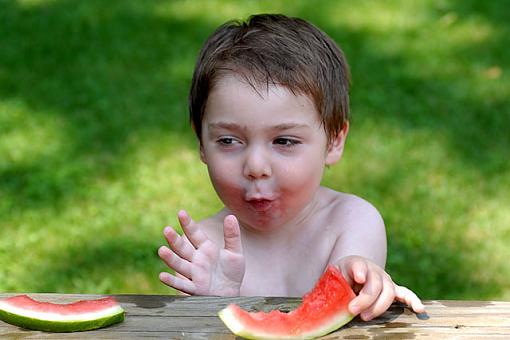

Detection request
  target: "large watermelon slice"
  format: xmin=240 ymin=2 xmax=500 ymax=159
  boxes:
xmin=0 ymin=295 xmax=125 ymax=332
xmin=218 ymin=265 xmax=357 ymax=339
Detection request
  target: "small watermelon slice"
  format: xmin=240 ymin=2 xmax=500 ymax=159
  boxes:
xmin=0 ymin=295 xmax=125 ymax=332
xmin=219 ymin=265 xmax=357 ymax=339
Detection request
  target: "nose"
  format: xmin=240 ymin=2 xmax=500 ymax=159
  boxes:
xmin=243 ymin=146 xmax=272 ymax=179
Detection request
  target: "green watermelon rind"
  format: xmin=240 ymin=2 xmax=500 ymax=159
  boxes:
xmin=0 ymin=304 xmax=125 ymax=332
xmin=219 ymin=305 xmax=354 ymax=340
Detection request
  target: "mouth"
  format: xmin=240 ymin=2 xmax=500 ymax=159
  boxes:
xmin=246 ymin=198 xmax=274 ymax=212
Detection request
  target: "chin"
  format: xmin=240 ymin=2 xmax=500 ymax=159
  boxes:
xmin=238 ymin=210 xmax=287 ymax=232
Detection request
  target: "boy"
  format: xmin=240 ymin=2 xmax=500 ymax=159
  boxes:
xmin=158 ymin=14 xmax=425 ymax=321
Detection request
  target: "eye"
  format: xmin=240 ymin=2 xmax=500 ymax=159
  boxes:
xmin=218 ymin=137 xmax=234 ymax=145
xmin=273 ymin=138 xmax=301 ymax=147
xmin=216 ymin=137 xmax=241 ymax=147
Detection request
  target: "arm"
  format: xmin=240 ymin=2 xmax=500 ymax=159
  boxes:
xmin=158 ymin=210 xmax=245 ymax=296
xmin=328 ymin=198 xmax=425 ymax=320
xmin=328 ymin=197 xmax=387 ymax=269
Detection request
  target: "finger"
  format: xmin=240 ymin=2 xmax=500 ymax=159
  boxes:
xmin=395 ymin=285 xmax=426 ymax=313
xmin=178 ymin=210 xmax=209 ymax=248
xmin=158 ymin=245 xmax=192 ymax=279
xmin=163 ymin=226 xmax=195 ymax=262
xmin=159 ymin=272 xmax=195 ymax=295
xmin=341 ymin=257 xmax=367 ymax=294
xmin=359 ymin=275 xmax=396 ymax=321
xmin=347 ymin=257 xmax=368 ymax=285
xmin=223 ymin=215 xmax=243 ymax=254
xmin=349 ymin=270 xmax=382 ymax=315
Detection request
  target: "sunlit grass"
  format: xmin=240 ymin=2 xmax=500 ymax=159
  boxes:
xmin=1 ymin=0 xmax=508 ymax=300
xmin=0 ymin=99 xmax=65 ymax=165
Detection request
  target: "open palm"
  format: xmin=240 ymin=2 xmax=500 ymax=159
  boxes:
xmin=159 ymin=210 xmax=245 ymax=296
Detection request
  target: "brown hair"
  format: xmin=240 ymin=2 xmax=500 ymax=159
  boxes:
xmin=189 ymin=14 xmax=350 ymax=145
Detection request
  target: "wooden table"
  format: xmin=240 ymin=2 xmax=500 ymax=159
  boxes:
xmin=1 ymin=294 xmax=509 ymax=338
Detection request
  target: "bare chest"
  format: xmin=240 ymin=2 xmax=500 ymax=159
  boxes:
xmin=239 ymin=240 xmax=332 ymax=297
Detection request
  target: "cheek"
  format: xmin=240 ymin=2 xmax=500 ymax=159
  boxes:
xmin=206 ymin=158 xmax=242 ymax=198
xmin=280 ymin=149 xmax=326 ymax=182
xmin=277 ymin=157 xmax=325 ymax=196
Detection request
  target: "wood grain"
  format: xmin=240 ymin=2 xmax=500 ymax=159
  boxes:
xmin=1 ymin=294 xmax=509 ymax=339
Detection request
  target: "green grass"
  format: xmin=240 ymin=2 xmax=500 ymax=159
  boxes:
xmin=1 ymin=0 xmax=509 ymax=300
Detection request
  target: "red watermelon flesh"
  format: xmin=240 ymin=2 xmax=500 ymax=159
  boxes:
xmin=219 ymin=265 xmax=357 ymax=339
xmin=0 ymin=295 xmax=125 ymax=332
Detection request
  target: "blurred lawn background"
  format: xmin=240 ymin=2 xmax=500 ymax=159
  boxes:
xmin=1 ymin=0 xmax=509 ymax=300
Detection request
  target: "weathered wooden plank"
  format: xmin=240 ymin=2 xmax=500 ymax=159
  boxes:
xmin=0 ymin=330 xmax=234 ymax=339
xmin=2 ymin=323 xmax=510 ymax=339
xmin=1 ymin=294 xmax=510 ymax=339
xmin=325 ymin=327 xmax=510 ymax=339
xmin=114 ymin=294 xmax=302 ymax=316
xmin=0 ymin=294 xmax=301 ymax=317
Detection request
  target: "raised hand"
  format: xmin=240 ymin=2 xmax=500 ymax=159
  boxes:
xmin=158 ymin=210 xmax=245 ymax=296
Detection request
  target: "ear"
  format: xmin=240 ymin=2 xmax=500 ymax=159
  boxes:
xmin=325 ymin=122 xmax=349 ymax=165
xmin=199 ymin=142 xmax=207 ymax=164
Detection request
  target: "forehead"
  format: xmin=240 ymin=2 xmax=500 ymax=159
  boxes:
xmin=205 ymin=73 xmax=321 ymax=126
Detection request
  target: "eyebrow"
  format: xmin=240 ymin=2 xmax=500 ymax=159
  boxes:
xmin=208 ymin=122 xmax=311 ymax=132
xmin=208 ymin=122 xmax=245 ymax=131
xmin=271 ymin=123 xmax=311 ymax=131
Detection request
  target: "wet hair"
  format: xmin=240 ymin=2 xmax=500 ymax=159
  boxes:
xmin=189 ymin=14 xmax=350 ymax=145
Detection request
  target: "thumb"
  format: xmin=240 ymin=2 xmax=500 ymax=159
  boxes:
xmin=223 ymin=215 xmax=243 ymax=254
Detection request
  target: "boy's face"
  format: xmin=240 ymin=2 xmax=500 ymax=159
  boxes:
xmin=200 ymin=74 xmax=345 ymax=231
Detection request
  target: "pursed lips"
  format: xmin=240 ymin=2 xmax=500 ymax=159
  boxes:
xmin=245 ymin=198 xmax=274 ymax=212
xmin=244 ymin=192 xmax=277 ymax=212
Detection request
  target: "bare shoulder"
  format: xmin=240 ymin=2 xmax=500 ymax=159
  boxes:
xmin=320 ymin=187 xmax=387 ymax=266
xmin=320 ymin=187 xmax=385 ymax=233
